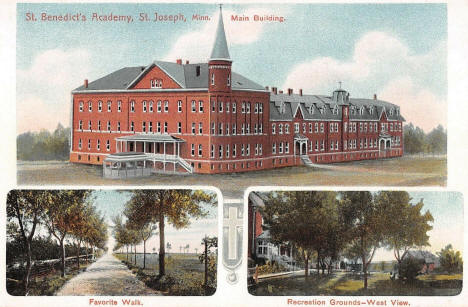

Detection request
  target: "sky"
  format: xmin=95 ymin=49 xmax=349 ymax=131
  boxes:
xmin=16 ymin=3 xmax=446 ymax=133
xmin=91 ymin=190 xmax=218 ymax=254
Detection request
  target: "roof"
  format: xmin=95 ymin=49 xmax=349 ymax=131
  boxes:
xmin=73 ymin=62 xmax=264 ymax=92
xmin=104 ymin=152 xmax=149 ymax=162
xmin=407 ymin=250 xmax=439 ymax=264
xmin=210 ymin=8 xmax=231 ymax=61
xmin=249 ymin=192 xmax=265 ymax=208
xmin=270 ymin=92 xmax=405 ymax=122
xmin=115 ymin=133 xmax=185 ymax=143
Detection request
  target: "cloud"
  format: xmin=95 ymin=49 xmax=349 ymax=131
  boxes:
xmin=282 ymin=31 xmax=447 ymax=131
xmin=17 ymin=48 xmax=92 ymax=133
xmin=163 ymin=7 xmax=283 ymax=62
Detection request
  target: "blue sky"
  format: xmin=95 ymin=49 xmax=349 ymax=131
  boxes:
xmin=16 ymin=3 xmax=446 ymax=133
xmin=91 ymin=190 xmax=218 ymax=253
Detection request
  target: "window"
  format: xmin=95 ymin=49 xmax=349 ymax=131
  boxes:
xmin=157 ymin=100 xmax=162 ymax=112
xmin=259 ymin=103 xmax=263 ymax=114
xmin=88 ymin=101 xmax=92 ymax=112
xmin=321 ymin=140 xmax=325 ymax=151
xmin=227 ymin=73 xmax=230 ymax=86
xmin=178 ymin=100 xmax=182 ymax=112
xmin=211 ymin=73 xmax=215 ymax=85
xmin=330 ymin=123 xmax=334 ymax=133
xmin=279 ymin=124 xmax=283 ymax=134
xmin=254 ymin=124 xmax=258 ymax=135
xmin=98 ymin=101 xmax=102 ymax=112
xmin=226 ymin=102 xmax=230 ymax=113
xmin=335 ymin=122 xmax=339 ymax=132
xmin=226 ymin=144 xmax=230 ymax=158
xmin=118 ymin=100 xmax=121 ymax=112
xmin=285 ymin=142 xmax=289 ymax=153
xmin=315 ymin=141 xmax=319 ymax=151
xmin=279 ymin=142 xmax=283 ymax=154
xmin=233 ymin=144 xmax=237 ymax=157
xmin=130 ymin=121 xmax=134 ymax=132
xmin=219 ymin=145 xmax=223 ymax=158
xmin=226 ymin=123 xmax=229 ymax=135
xmin=79 ymin=120 xmax=83 ymax=131
xmin=164 ymin=100 xmax=169 ymax=112
xmin=130 ymin=100 xmax=135 ymax=112
xmin=198 ymin=123 xmax=203 ymax=134
xmin=177 ymin=122 xmax=182 ymax=133
xmin=218 ymin=123 xmax=223 ymax=135
xmin=199 ymin=101 xmax=204 ymax=112
xmin=369 ymin=122 xmax=373 ymax=132
xmin=191 ymin=100 xmax=196 ymax=112
xmin=336 ymin=140 xmax=339 ymax=150
xmin=149 ymin=101 xmax=154 ymax=112
xmin=88 ymin=120 xmax=92 ymax=131
xmin=241 ymin=144 xmax=245 ymax=156
xmin=157 ymin=122 xmax=161 ymax=133
xmin=164 ymin=122 xmax=168 ymax=133
xmin=232 ymin=123 xmax=237 ymax=135
xmin=360 ymin=123 xmax=363 ymax=132
xmin=211 ymin=145 xmax=214 ymax=158
xmin=97 ymin=140 xmax=100 ymax=150
xmin=107 ymin=121 xmax=111 ymax=131
xmin=295 ymin=123 xmax=299 ymax=133
xmin=242 ymin=102 xmax=246 ymax=113
xmin=88 ymin=139 xmax=91 ymax=150
xmin=232 ymin=102 xmax=236 ymax=113
xmin=106 ymin=140 xmax=110 ymax=151
xmin=107 ymin=101 xmax=112 ymax=112
xmin=320 ymin=123 xmax=324 ymax=133
xmin=98 ymin=120 xmax=101 ymax=131
xmin=254 ymin=103 xmax=259 ymax=114
xmin=151 ymin=79 xmax=162 ymax=88
xmin=191 ymin=144 xmax=195 ymax=156
xmin=198 ymin=144 xmax=203 ymax=157
xmin=285 ymin=124 xmax=290 ymax=134
xmin=142 ymin=122 xmax=146 ymax=133
xmin=246 ymin=102 xmax=251 ymax=113
xmin=259 ymin=123 xmax=263 ymax=134
xmin=344 ymin=122 xmax=348 ymax=133
xmin=246 ymin=124 xmax=250 ymax=134
xmin=79 ymin=101 xmax=83 ymax=112
xmin=219 ymin=101 xmax=223 ymax=112
xmin=212 ymin=100 xmax=216 ymax=112
xmin=309 ymin=123 xmax=313 ymax=133
xmin=344 ymin=140 xmax=347 ymax=150
xmin=117 ymin=121 xmax=121 ymax=132
xmin=315 ymin=123 xmax=319 ymax=133
xmin=191 ymin=123 xmax=196 ymax=135
xmin=272 ymin=143 xmax=276 ymax=154
xmin=143 ymin=101 xmax=147 ymax=112
xmin=78 ymin=138 xmax=82 ymax=149
xmin=247 ymin=144 xmax=250 ymax=156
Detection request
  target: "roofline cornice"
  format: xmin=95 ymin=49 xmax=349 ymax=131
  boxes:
xmin=72 ymin=88 xmax=209 ymax=94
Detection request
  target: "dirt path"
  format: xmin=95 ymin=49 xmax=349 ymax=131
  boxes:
xmin=56 ymin=252 xmax=160 ymax=296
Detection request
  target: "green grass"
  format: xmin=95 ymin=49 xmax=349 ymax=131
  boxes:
xmin=250 ymin=271 xmax=462 ymax=296
xmin=114 ymin=253 xmax=216 ymax=296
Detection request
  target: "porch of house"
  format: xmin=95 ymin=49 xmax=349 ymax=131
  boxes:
xmin=103 ymin=134 xmax=193 ymax=179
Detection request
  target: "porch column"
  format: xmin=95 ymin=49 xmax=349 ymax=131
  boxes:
xmin=177 ymin=143 xmax=180 ymax=158
xmin=173 ymin=141 xmax=175 ymax=158
xmin=143 ymin=142 xmax=146 ymax=153
xmin=134 ymin=141 xmax=136 ymax=152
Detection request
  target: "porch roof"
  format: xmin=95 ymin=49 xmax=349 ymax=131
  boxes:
xmin=115 ymin=133 xmax=185 ymax=143
xmin=104 ymin=152 xmax=150 ymax=162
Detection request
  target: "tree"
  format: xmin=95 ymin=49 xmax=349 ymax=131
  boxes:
xmin=261 ymin=191 xmax=342 ymax=277
xmin=437 ymin=244 xmax=463 ymax=273
xmin=377 ymin=191 xmax=433 ymax=273
xmin=341 ymin=192 xmax=384 ymax=289
xmin=166 ymin=242 xmax=171 ymax=254
xmin=123 ymin=190 xmax=215 ymax=276
xmin=6 ymin=190 xmax=50 ymax=293
xmin=200 ymin=236 xmax=218 ymax=295
xmin=43 ymin=190 xmax=90 ymax=277
xmin=426 ymin=124 xmax=447 ymax=154
xmin=185 ymin=244 xmax=190 ymax=253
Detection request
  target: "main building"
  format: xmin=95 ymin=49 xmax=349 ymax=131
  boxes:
xmin=70 ymin=8 xmax=404 ymax=176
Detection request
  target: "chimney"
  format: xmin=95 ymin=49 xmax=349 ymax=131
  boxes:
xmin=84 ymin=79 xmax=88 ymax=88
xmin=299 ymin=89 xmax=303 ymax=96
xmin=272 ymin=87 xmax=277 ymax=94
xmin=265 ymin=86 xmax=269 ymax=91
xmin=186 ymin=60 xmax=189 ymax=64
xmin=176 ymin=59 xmax=182 ymax=65
xmin=279 ymin=90 xmax=284 ymax=94
xmin=288 ymin=88 xmax=293 ymax=95
xmin=373 ymin=94 xmax=377 ymax=100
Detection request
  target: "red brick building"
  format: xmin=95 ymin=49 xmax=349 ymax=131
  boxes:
xmin=70 ymin=8 xmax=404 ymax=176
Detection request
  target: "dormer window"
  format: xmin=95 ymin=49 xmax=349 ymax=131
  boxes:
xmin=369 ymin=106 xmax=374 ymax=115
xmin=332 ymin=106 xmax=338 ymax=115
xmin=390 ymin=108 xmax=394 ymax=116
xmin=319 ymin=106 xmax=324 ymax=115
xmin=360 ymin=106 xmax=364 ymax=115
xmin=151 ymin=79 xmax=162 ymax=88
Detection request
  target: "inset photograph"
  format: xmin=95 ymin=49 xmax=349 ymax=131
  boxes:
xmin=6 ymin=189 xmax=218 ymax=296
xmin=248 ymin=190 xmax=462 ymax=296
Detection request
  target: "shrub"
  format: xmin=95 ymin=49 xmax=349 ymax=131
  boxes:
xmin=437 ymin=244 xmax=463 ymax=273
xmin=399 ymin=257 xmax=424 ymax=280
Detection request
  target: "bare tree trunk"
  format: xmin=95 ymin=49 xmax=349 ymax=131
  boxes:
xmin=143 ymin=240 xmax=146 ymax=269
xmin=134 ymin=245 xmax=137 ymax=265
xmin=304 ymin=252 xmax=309 ymax=278
xmin=24 ymin=241 xmax=33 ymax=293
xmin=126 ymin=245 xmax=129 ymax=261
xmin=76 ymin=240 xmax=81 ymax=269
xmin=159 ymin=212 xmax=165 ymax=276
xmin=204 ymin=237 xmax=208 ymax=293
xmin=60 ymin=237 xmax=66 ymax=278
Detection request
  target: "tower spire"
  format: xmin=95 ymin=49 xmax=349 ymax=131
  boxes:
xmin=210 ymin=5 xmax=231 ymax=61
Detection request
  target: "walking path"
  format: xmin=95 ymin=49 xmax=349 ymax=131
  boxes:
xmin=56 ymin=252 xmax=160 ymax=296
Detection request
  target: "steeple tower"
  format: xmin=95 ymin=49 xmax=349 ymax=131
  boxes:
xmin=208 ymin=5 xmax=232 ymax=93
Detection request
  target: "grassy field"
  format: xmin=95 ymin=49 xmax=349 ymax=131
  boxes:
xmin=114 ymin=253 xmax=216 ymax=296
xmin=250 ymin=271 xmax=462 ymax=296
xmin=17 ymin=156 xmax=446 ymax=192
